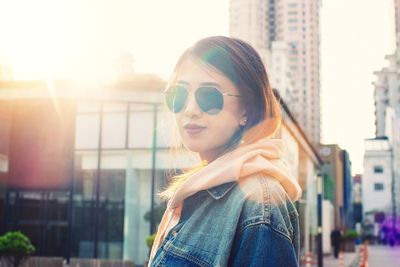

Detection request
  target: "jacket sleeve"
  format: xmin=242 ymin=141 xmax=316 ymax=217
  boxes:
xmin=228 ymin=223 xmax=299 ymax=267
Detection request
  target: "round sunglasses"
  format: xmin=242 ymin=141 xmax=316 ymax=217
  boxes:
xmin=165 ymin=85 xmax=241 ymax=115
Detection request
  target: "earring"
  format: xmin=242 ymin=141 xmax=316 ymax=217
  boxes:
xmin=240 ymin=118 xmax=247 ymax=126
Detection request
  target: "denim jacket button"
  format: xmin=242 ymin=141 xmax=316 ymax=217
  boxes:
xmin=172 ymin=231 xmax=177 ymax=237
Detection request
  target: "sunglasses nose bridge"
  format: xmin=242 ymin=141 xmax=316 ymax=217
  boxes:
xmin=183 ymin=90 xmax=202 ymax=115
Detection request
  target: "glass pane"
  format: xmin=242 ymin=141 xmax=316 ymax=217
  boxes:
xmin=19 ymin=192 xmax=43 ymax=221
xmin=129 ymin=106 xmax=154 ymax=149
xmin=75 ymin=114 xmax=100 ymax=149
xmin=102 ymin=113 xmax=127 ymax=149
xmin=98 ymin=169 xmax=125 ymax=259
xmin=47 ymin=191 xmax=69 ymax=221
xmin=45 ymin=223 xmax=68 ymax=257
xmin=123 ymin=167 xmax=151 ymax=264
xmin=71 ymin=154 xmax=98 ymax=258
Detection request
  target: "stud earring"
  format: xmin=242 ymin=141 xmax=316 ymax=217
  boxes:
xmin=241 ymin=118 xmax=247 ymax=126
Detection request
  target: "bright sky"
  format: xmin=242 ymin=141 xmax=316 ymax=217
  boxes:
xmin=0 ymin=0 xmax=396 ymax=174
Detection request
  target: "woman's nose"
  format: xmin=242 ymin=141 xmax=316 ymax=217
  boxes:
xmin=183 ymin=92 xmax=202 ymax=117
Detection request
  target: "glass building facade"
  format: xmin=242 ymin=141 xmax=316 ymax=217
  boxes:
xmin=0 ymin=95 xmax=194 ymax=265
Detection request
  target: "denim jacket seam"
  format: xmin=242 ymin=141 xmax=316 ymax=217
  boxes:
xmin=239 ymin=216 xmax=292 ymax=241
xmin=239 ymin=216 xmax=267 ymax=233
xmin=206 ymin=182 xmax=237 ymax=200
xmin=165 ymin=243 xmax=213 ymax=267
xmin=238 ymin=220 xmax=294 ymax=243
xmin=289 ymin=209 xmax=299 ymax=218
xmin=269 ymin=223 xmax=294 ymax=242
xmin=258 ymin=175 xmax=272 ymax=221
xmin=259 ymin=175 xmax=294 ymax=241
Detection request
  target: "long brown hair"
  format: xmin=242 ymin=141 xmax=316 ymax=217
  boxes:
xmin=159 ymin=36 xmax=282 ymax=200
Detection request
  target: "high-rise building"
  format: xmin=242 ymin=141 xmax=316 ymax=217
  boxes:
xmin=373 ymin=0 xmax=400 ymax=137
xmin=229 ymin=0 xmax=321 ymax=145
xmin=395 ymin=0 xmax=400 ymax=47
xmin=366 ymin=0 xmax=400 ymax=230
xmin=373 ymin=49 xmax=400 ymax=137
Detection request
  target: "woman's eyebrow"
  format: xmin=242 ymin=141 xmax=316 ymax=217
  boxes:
xmin=199 ymin=82 xmax=221 ymax=88
xmin=176 ymin=81 xmax=222 ymax=88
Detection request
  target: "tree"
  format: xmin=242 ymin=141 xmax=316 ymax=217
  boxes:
xmin=0 ymin=231 xmax=35 ymax=267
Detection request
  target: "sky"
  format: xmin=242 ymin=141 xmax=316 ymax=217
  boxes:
xmin=0 ymin=0 xmax=396 ymax=174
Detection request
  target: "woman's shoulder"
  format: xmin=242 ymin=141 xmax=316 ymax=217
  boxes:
xmin=234 ymin=173 xmax=299 ymax=238
xmin=236 ymin=173 xmax=291 ymax=205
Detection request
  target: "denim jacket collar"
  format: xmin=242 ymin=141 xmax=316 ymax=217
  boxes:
xmin=206 ymin=181 xmax=237 ymax=200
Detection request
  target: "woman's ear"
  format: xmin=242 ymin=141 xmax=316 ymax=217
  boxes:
xmin=239 ymin=113 xmax=248 ymax=126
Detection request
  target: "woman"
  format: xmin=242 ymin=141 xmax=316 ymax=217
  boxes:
xmin=149 ymin=36 xmax=301 ymax=267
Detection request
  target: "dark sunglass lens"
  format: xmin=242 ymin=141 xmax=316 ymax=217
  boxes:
xmin=196 ymin=87 xmax=223 ymax=115
xmin=165 ymin=86 xmax=187 ymax=113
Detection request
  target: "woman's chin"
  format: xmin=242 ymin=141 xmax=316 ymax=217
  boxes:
xmin=183 ymin=143 xmax=203 ymax=154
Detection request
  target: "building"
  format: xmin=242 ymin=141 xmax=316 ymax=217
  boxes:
xmin=319 ymin=144 xmax=354 ymax=229
xmin=342 ymin=150 xmax=354 ymax=229
xmin=0 ymin=78 xmax=178 ymax=264
xmin=373 ymin=49 xmax=400 ymax=137
xmin=365 ymin=0 xmax=400 ymax=237
xmin=363 ymin=137 xmax=394 ymax=217
xmin=229 ymin=0 xmax=321 ymax=145
xmin=274 ymin=90 xmax=323 ymax=258
xmin=384 ymin=107 xmax=400 ymax=217
xmin=353 ymin=174 xmax=363 ymax=224
xmin=373 ymin=0 xmax=400 ymax=137
xmin=0 ymin=79 xmax=322 ymax=265
xmin=395 ymin=0 xmax=400 ymax=48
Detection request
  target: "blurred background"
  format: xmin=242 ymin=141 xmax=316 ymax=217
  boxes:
xmin=0 ymin=0 xmax=399 ymax=266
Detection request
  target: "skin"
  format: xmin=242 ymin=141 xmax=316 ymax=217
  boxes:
xmin=174 ymin=57 xmax=247 ymax=163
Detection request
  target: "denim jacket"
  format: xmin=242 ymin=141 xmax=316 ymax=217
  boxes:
xmin=150 ymin=174 xmax=300 ymax=267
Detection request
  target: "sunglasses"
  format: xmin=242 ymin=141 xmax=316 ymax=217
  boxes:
xmin=165 ymin=85 xmax=241 ymax=115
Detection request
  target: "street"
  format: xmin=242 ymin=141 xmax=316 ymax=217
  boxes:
xmin=368 ymin=245 xmax=400 ymax=266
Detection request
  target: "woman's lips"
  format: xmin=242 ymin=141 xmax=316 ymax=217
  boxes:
xmin=183 ymin=124 xmax=206 ymax=134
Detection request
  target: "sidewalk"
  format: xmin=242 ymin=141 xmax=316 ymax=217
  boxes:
xmin=301 ymin=249 xmax=359 ymax=267
xmin=323 ymin=251 xmax=359 ymax=267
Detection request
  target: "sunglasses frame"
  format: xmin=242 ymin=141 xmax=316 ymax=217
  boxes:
xmin=164 ymin=84 xmax=241 ymax=114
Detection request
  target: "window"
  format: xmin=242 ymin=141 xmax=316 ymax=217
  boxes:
xmin=102 ymin=112 xmax=127 ymax=149
xmin=374 ymin=183 xmax=384 ymax=191
xmin=75 ymin=114 xmax=100 ymax=149
xmin=289 ymin=42 xmax=297 ymax=49
xmin=128 ymin=104 xmax=154 ymax=148
xmin=374 ymin=165 xmax=384 ymax=173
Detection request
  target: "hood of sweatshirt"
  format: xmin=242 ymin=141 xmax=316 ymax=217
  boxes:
xmin=167 ymin=137 xmax=302 ymax=210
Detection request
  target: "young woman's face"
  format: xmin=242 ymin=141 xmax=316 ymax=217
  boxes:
xmin=172 ymin=57 xmax=247 ymax=162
